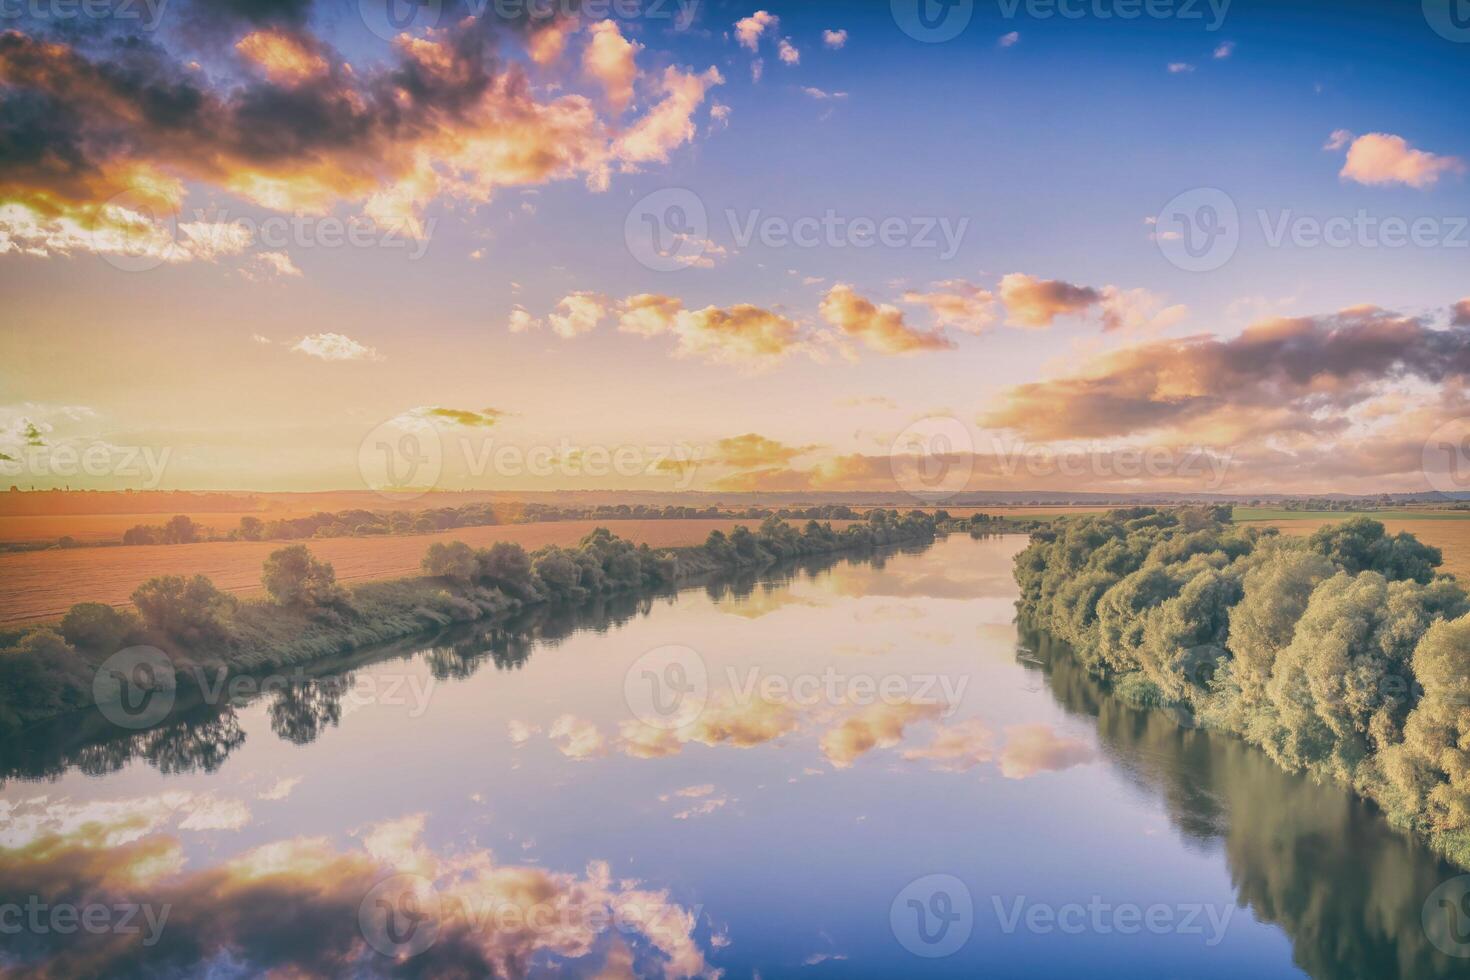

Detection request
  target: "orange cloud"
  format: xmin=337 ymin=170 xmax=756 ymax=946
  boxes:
xmin=0 ymin=21 xmax=722 ymax=253
xmin=903 ymin=279 xmax=997 ymax=334
xmin=998 ymin=273 xmax=1103 ymax=328
xmin=997 ymin=724 xmax=1096 ymax=778
xmin=582 ymin=19 xmax=641 ymax=114
xmin=0 ymin=809 xmax=716 ymax=978
xmin=234 ymin=29 xmax=328 ymax=85
xmin=819 ymin=701 xmax=946 ymax=768
xmin=820 ymin=284 xmax=954 ymax=354
xmin=900 ymin=718 xmax=996 ymax=772
xmin=617 ymin=294 xmax=806 ymax=363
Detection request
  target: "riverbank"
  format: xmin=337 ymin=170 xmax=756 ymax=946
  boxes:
xmin=0 ymin=513 xmax=943 ymax=735
xmin=1014 ymin=506 xmax=1470 ymax=869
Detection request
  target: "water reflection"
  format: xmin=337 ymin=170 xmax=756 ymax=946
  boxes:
xmin=2 ymin=537 xmax=1468 ymax=978
xmin=1020 ymin=625 xmax=1469 ymax=980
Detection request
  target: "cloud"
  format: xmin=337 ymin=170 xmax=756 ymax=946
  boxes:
xmin=998 ymin=31 xmax=1020 ymax=47
xmin=257 ymin=776 xmax=302 ymax=801
xmin=234 ymin=28 xmax=327 ymax=85
xmin=734 ymin=10 xmax=778 ymax=51
xmin=982 ymin=303 xmax=1470 ymax=441
xmin=997 ymin=724 xmax=1096 ymax=779
xmin=619 ymin=695 xmax=800 ymax=759
xmin=583 ymin=19 xmax=641 ymax=114
xmin=1097 ymin=286 xmax=1189 ymax=334
xmin=1334 ymin=131 xmax=1466 ymax=189
xmin=709 ymin=102 xmax=732 ymax=131
xmin=176 ymin=796 xmax=251 ymax=831
xmin=903 ymin=279 xmax=997 ymax=334
xmin=823 ymin=29 xmax=848 ymax=49
xmin=614 ymin=66 xmax=725 ymax=165
xmin=0 ymin=809 xmax=716 ymax=978
xmin=705 ymin=433 xmax=821 ymax=469
xmin=777 ymin=38 xmax=800 ymax=65
xmin=508 ymin=306 xmax=541 ymax=333
xmin=548 ymin=714 xmax=607 ymax=760
xmin=1454 ymin=298 xmax=1470 ymax=327
xmin=672 ymin=796 xmax=729 ymax=820
xmin=548 ymin=291 xmax=611 ymax=339
xmin=508 ymin=719 xmax=541 ymax=744
xmin=617 ymin=293 xmax=807 ymax=363
xmin=244 ymin=250 xmax=301 ymax=280
xmin=1213 ymin=40 xmax=1235 ymax=59
xmin=290 ymin=332 xmax=380 ymax=362
xmin=802 ymin=86 xmax=848 ymax=100
xmin=820 ymin=284 xmax=954 ymax=354
xmin=421 ymin=407 xmax=506 ymax=428
xmin=900 ymin=719 xmax=995 ymax=772
xmin=820 ymin=702 xmax=946 ymax=768
xmin=1167 ymin=62 xmax=1195 ymax=73
xmin=998 ymin=273 xmax=1103 ymax=328
xmin=1323 ymin=128 xmax=1354 ymax=151
xmin=0 ymin=17 xmax=723 ymax=254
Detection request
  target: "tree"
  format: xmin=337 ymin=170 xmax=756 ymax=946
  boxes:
xmin=60 ymin=602 xmax=141 ymax=653
xmin=476 ymin=541 xmax=535 ymax=597
xmin=421 ymin=541 xmax=478 ymax=584
xmin=262 ymin=545 xmax=346 ymax=608
xmin=1307 ymin=516 xmax=1441 ymax=583
xmin=131 ymin=575 xmax=237 ymax=647
xmin=238 ymin=516 xmax=264 ymax=541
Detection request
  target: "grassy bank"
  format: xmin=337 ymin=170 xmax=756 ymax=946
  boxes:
xmin=1014 ymin=506 xmax=1470 ymax=868
xmin=0 ymin=512 xmax=941 ymax=734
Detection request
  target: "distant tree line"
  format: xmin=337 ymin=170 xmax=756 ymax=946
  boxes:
xmin=1015 ymin=507 xmax=1470 ymax=867
xmin=113 ymin=502 xmax=874 ymax=547
xmin=0 ymin=512 xmax=938 ymax=733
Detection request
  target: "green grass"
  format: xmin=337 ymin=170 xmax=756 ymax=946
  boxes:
xmin=1233 ymin=507 xmax=1470 ymax=522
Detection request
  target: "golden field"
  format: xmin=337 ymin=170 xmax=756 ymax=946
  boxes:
xmin=0 ymin=519 xmax=855 ymax=626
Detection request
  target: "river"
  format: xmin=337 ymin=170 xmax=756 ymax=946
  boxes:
xmin=1 ymin=535 xmax=1465 ymax=977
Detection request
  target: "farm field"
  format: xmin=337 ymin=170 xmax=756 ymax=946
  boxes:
xmin=0 ymin=519 xmax=857 ymax=626
xmin=1233 ymin=507 xmax=1470 ymax=522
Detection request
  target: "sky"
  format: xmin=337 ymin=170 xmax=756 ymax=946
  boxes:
xmin=1 ymin=0 xmax=1469 ymax=496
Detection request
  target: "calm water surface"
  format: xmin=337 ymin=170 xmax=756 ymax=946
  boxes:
xmin=1 ymin=535 xmax=1465 ymax=978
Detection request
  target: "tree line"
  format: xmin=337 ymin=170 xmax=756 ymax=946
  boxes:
xmin=113 ymin=502 xmax=877 ymax=547
xmin=1015 ymin=506 xmax=1470 ymax=867
xmin=0 ymin=512 xmax=939 ymax=733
